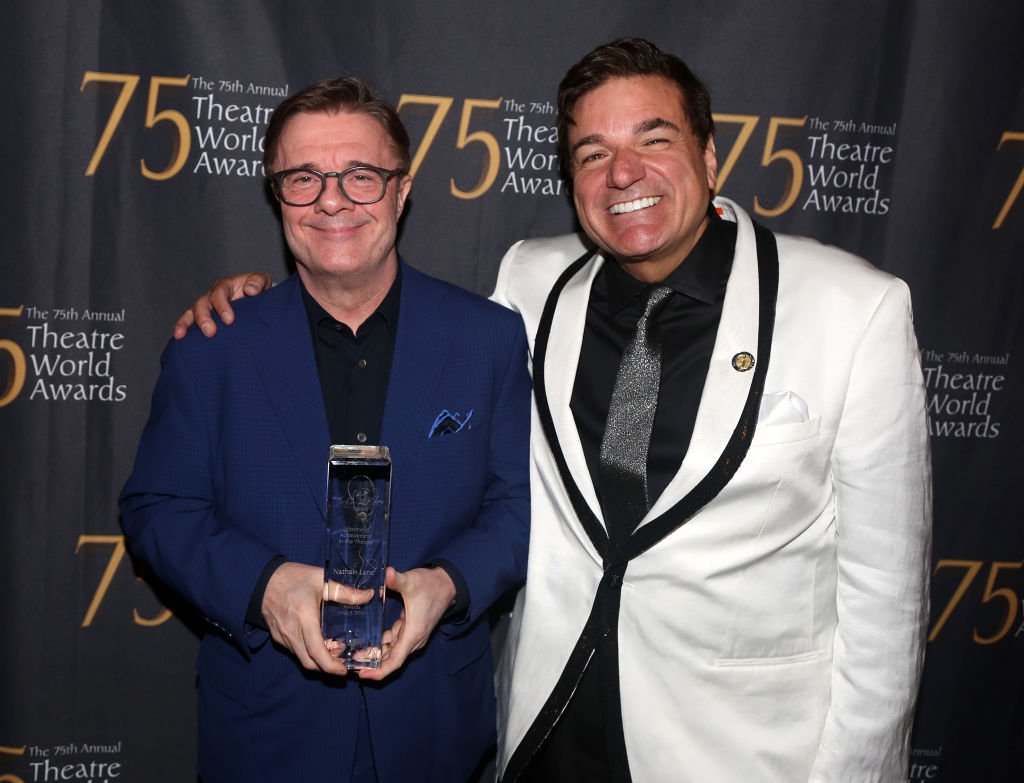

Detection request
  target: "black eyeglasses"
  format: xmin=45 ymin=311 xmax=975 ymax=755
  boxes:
xmin=269 ymin=164 xmax=406 ymax=206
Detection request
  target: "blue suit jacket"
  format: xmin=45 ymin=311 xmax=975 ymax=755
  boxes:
xmin=120 ymin=263 xmax=531 ymax=782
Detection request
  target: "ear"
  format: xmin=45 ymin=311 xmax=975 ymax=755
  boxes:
xmin=395 ymin=174 xmax=412 ymax=218
xmin=704 ymin=136 xmax=718 ymax=193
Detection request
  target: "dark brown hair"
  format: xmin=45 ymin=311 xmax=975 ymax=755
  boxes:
xmin=262 ymin=76 xmax=410 ymax=172
xmin=556 ymin=37 xmax=714 ymax=176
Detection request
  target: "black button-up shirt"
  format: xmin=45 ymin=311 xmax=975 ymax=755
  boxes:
xmin=301 ymin=273 xmax=399 ymax=445
xmin=570 ymin=209 xmax=737 ymax=535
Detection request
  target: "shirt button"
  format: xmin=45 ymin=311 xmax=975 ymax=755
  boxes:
xmin=356 ymin=432 xmax=367 ymax=443
xmin=334 ymin=324 xmax=344 ymax=332
xmin=357 ymin=358 xmax=367 ymax=369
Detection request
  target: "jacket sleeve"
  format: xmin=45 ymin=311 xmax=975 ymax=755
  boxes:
xmin=810 ymin=278 xmax=932 ymax=781
xmin=119 ymin=337 xmax=281 ymax=651
xmin=489 ymin=240 xmax=527 ymax=309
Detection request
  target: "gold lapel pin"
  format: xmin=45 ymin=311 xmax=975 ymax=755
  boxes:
xmin=732 ymin=352 xmax=755 ymax=372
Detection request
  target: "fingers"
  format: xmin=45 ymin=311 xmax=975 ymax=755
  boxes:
xmin=262 ymin=562 xmax=348 ymax=676
xmin=361 ymin=566 xmax=453 ymax=682
xmin=359 ymin=612 xmax=412 ymax=681
xmin=173 ymin=310 xmax=195 ymax=340
xmin=381 ymin=618 xmax=403 ymax=648
xmin=243 ymin=272 xmax=272 ymax=295
xmin=361 ymin=617 xmax=402 ymax=673
xmin=322 ymin=580 xmax=374 ymax=605
xmin=195 ymin=282 xmax=228 ymax=337
xmin=212 ymin=272 xmax=271 ymax=320
xmin=305 ymin=621 xmax=350 ymax=674
xmin=271 ymin=613 xmax=341 ymax=673
xmin=191 ymin=273 xmax=273 ymax=339
xmin=207 ymin=279 xmax=238 ymax=326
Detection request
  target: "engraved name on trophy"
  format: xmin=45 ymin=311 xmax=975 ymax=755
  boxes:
xmin=322 ymin=445 xmax=391 ymax=669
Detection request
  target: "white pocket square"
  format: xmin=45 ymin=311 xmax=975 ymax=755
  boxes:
xmin=758 ymin=390 xmax=810 ymax=426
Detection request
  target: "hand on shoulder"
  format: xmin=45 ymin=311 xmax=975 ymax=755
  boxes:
xmin=173 ymin=272 xmax=273 ymax=339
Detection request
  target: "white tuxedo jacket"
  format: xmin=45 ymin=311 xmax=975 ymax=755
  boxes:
xmin=493 ymin=199 xmax=931 ymax=782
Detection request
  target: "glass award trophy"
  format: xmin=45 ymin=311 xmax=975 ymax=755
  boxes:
xmin=322 ymin=445 xmax=391 ymax=669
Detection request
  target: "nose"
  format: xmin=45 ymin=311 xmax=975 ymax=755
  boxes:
xmin=606 ymin=148 xmax=644 ymax=190
xmin=315 ymin=175 xmax=354 ymax=214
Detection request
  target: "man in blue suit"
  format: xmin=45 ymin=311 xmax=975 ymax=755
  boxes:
xmin=119 ymin=77 xmax=531 ymax=782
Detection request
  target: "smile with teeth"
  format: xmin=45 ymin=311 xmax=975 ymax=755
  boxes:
xmin=608 ymin=196 xmax=661 ymax=215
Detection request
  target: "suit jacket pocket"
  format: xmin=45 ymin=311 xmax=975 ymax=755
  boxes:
xmin=712 ymin=648 xmax=830 ymax=667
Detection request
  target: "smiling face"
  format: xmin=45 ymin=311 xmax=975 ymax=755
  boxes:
xmin=271 ymin=110 xmax=411 ymax=293
xmin=568 ymin=75 xmax=718 ymax=282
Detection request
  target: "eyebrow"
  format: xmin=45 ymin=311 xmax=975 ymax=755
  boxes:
xmin=570 ymin=117 xmax=683 ymax=158
xmin=636 ymin=117 xmax=681 ymax=135
xmin=288 ymin=159 xmax=378 ymax=170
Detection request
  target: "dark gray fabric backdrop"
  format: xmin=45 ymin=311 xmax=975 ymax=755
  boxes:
xmin=1 ymin=2 xmax=1021 ymax=780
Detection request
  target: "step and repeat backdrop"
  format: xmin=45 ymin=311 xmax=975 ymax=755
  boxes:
xmin=1 ymin=2 xmax=1021 ymax=781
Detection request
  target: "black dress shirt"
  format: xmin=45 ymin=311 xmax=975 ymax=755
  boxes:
xmin=570 ymin=209 xmax=737 ymax=530
xmin=301 ymin=272 xmax=400 ymax=446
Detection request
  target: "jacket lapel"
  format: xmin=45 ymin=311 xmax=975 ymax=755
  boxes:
xmin=543 ymin=253 xmax=606 ymax=526
xmin=536 ymin=200 xmax=766 ymax=539
xmin=644 ymin=200 xmax=761 ymax=522
xmin=246 ymin=276 xmax=331 ymax=518
xmin=379 ymin=263 xmax=449 ymax=453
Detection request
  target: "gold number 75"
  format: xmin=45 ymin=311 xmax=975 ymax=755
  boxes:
xmin=80 ymin=72 xmax=191 ymax=180
xmin=76 ymin=534 xmax=172 ymax=627
xmin=396 ymin=94 xmax=502 ymax=200
xmin=712 ymin=114 xmax=807 ymax=217
xmin=929 ymin=559 xmax=1022 ymax=644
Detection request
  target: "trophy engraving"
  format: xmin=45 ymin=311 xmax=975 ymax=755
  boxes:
xmin=322 ymin=445 xmax=391 ymax=669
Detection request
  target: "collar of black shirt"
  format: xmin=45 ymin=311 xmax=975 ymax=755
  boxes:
xmin=299 ymin=264 xmax=402 ymax=339
xmin=602 ymin=207 xmax=736 ymax=317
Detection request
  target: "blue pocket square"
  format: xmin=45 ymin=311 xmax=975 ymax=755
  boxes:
xmin=428 ymin=409 xmax=474 ymax=438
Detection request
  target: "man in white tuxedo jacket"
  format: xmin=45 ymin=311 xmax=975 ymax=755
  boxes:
xmin=492 ymin=38 xmax=931 ymax=782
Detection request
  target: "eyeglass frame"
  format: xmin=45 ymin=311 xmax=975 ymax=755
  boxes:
xmin=268 ymin=164 xmax=407 ymax=207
